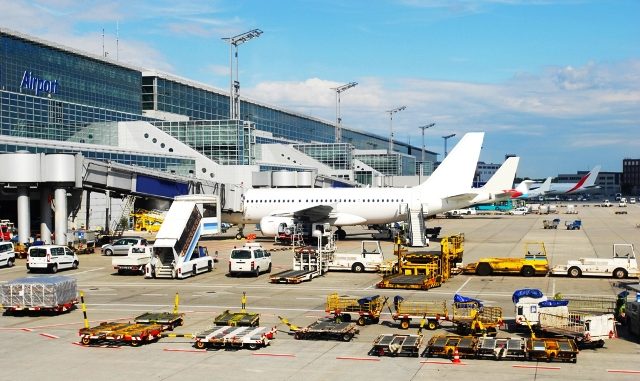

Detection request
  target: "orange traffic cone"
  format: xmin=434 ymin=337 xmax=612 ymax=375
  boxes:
xmin=452 ymin=347 xmax=461 ymax=364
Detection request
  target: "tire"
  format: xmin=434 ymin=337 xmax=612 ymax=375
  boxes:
xmin=520 ymin=266 xmax=535 ymax=277
xmin=81 ymin=336 xmax=91 ymax=346
xmin=130 ymin=340 xmax=141 ymax=347
xmin=352 ymin=263 xmax=365 ymax=273
xmin=104 ymin=249 xmax=113 ymax=256
xmin=612 ymin=268 xmax=627 ymax=279
xmin=193 ymin=264 xmax=197 ymax=276
xmin=247 ymin=343 xmax=259 ymax=350
xmin=7 ymin=258 xmax=15 ymax=267
xmin=72 ymin=261 xmax=79 ymax=270
xmin=400 ymin=320 xmax=410 ymax=330
xmin=235 ymin=233 xmax=243 ymax=240
xmin=50 ymin=264 xmax=58 ymax=273
xmin=341 ymin=333 xmax=352 ymax=342
xmin=254 ymin=267 xmax=260 ymax=277
xmin=372 ymin=317 xmax=380 ymax=324
xmin=337 ymin=229 xmax=347 ymax=240
xmin=294 ymin=332 xmax=303 ymax=340
xmin=207 ymin=261 xmax=212 ymax=272
xmin=341 ymin=314 xmax=352 ymax=322
xmin=476 ymin=262 xmax=492 ymax=276
xmin=568 ymin=266 xmax=582 ymax=278
xmin=267 ymin=263 xmax=272 ymax=273
xmin=357 ymin=317 xmax=367 ymax=326
xmin=427 ymin=320 xmax=438 ymax=330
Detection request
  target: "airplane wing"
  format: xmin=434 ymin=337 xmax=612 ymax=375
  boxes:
xmin=268 ymin=204 xmax=334 ymax=221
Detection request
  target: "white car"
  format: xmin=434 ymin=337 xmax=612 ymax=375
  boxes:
xmin=228 ymin=243 xmax=272 ymax=276
xmin=27 ymin=245 xmax=79 ymax=273
xmin=102 ymin=237 xmax=148 ymax=256
xmin=0 ymin=241 xmax=16 ymax=268
xmin=510 ymin=207 xmax=529 ymax=215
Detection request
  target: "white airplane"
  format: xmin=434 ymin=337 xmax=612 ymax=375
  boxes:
xmin=513 ymin=177 xmax=552 ymax=200
xmin=545 ymin=166 xmax=601 ymax=195
xmin=225 ymin=132 xmax=516 ymax=239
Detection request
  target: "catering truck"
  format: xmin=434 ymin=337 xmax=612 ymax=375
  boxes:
xmin=145 ymin=195 xmax=220 ymax=279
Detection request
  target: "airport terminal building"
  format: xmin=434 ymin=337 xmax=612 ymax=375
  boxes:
xmin=0 ymin=28 xmax=435 ymax=188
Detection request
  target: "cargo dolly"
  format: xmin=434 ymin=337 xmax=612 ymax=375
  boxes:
xmin=269 ymin=269 xmax=317 ymax=284
xmin=527 ymin=338 xmax=578 ymax=363
xmin=214 ymin=310 xmax=260 ymax=327
xmin=370 ymin=334 xmax=423 ymax=357
xmin=325 ymin=293 xmax=387 ymax=326
xmin=134 ymin=312 xmax=184 ymax=330
xmin=194 ymin=325 xmax=276 ymax=350
xmin=422 ymin=335 xmax=478 ymax=359
xmin=476 ymin=337 xmax=527 ymax=360
xmin=279 ymin=316 xmax=359 ymax=342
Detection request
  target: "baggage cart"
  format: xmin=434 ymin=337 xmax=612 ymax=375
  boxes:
xmin=214 ymin=310 xmax=260 ymax=327
xmin=194 ymin=325 xmax=276 ymax=350
xmin=391 ymin=297 xmax=448 ymax=330
xmin=543 ymin=219 xmax=560 ymax=229
xmin=79 ymin=322 xmax=164 ymax=346
xmin=526 ymin=338 xmax=578 ymax=363
xmin=134 ymin=312 xmax=184 ymax=330
xmin=289 ymin=318 xmax=359 ymax=342
xmin=370 ymin=334 xmax=423 ymax=357
xmin=422 ymin=335 xmax=478 ymax=359
xmin=452 ymin=299 xmax=502 ymax=336
xmin=476 ymin=337 xmax=527 ymax=360
xmin=325 ymin=293 xmax=387 ymax=326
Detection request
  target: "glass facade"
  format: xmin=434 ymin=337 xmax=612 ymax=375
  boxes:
xmin=292 ymin=143 xmax=353 ymax=170
xmin=355 ymin=152 xmax=416 ymax=176
xmin=152 ymin=120 xmax=254 ymax=165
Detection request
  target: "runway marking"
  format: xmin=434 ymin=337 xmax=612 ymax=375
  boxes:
xmin=252 ymin=353 xmax=296 ymax=358
xmin=141 ymin=294 xmax=167 ymax=297
xmin=69 ymin=268 xmax=105 ymax=276
xmin=607 ymin=369 xmax=640 ymax=374
xmin=512 ymin=365 xmax=560 ymax=370
xmin=39 ymin=333 xmax=60 ymax=339
xmin=163 ymin=348 xmax=207 ymax=353
xmin=455 ymin=278 xmax=471 ymax=294
xmin=0 ymin=328 xmax=33 ymax=332
xmin=336 ymin=356 xmax=380 ymax=362
xmin=25 ymin=317 xmax=135 ymax=330
xmin=420 ymin=360 xmax=466 ymax=366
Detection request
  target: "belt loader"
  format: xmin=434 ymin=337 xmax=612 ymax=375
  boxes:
xmin=325 ymin=293 xmax=387 ymax=326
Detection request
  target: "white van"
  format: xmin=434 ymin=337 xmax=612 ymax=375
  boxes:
xmin=27 ymin=245 xmax=79 ymax=273
xmin=228 ymin=243 xmax=271 ymax=276
xmin=0 ymin=242 xmax=16 ymax=268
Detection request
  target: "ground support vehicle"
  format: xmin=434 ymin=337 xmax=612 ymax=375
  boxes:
xmin=626 ymin=301 xmax=640 ymax=341
xmin=526 ymin=338 xmax=578 ymax=363
xmin=0 ymin=241 xmax=16 ymax=268
xmin=66 ymin=229 xmax=96 ymax=254
xmin=79 ymin=322 xmax=164 ymax=346
xmin=214 ymin=310 xmax=260 ymax=327
xmin=194 ymin=325 xmax=276 ymax=350
xmin=476 ymin=337 xmax=527 ymax=360
xmin=112 ymin=245 xmax=152 ymax=275
xmin=551 ymin=243 xmax=638 ymax=279
xmin=451 ymin=296 xmax=503 ymax=336
xmin=538 ymin=311 xmax=616 ymax=348
xmin=134 ymin=312 xmax=184 ymax=330
xmin=422 ymin=335 xmax=478 ymax=359
xmin=27 ymin=245 xmax=79 ymax=273
xmin=391 ymin=297 xmax=448 ymax=330
xmin=0 ymin=275 xmax=78 ymax=313
xmin=145 ymin=195 xmax=219 ymax=279
xmin=370 ymin=334 xmax=423 ymax=357
xmin=565 ymin=219 xmax=582 ymax=230
xmin=325 ymin=293 xmax=387 ymax=326
xmin=512 ymin=289 xmax=569 ymax=329
xmin=279 ymin=316 xmax=359 ymax=342
xmin=463 ymin=242 xmax=548 ymax=277
xmin=229 ymin=242 xmax=272 ymax=276
xmin=130 ymin=209 xmax=166 ymax=233
xmin=543 ymin=219 xmax=560 ymax=229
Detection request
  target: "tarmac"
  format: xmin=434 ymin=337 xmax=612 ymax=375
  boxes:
xmin=1 ymin=202 xmax=639 ymax=381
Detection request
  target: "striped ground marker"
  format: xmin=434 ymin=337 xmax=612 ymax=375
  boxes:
xmin=420 ymin=360 xmax=467 ymax=366
xmin=607 ymin=369 xmax=640 ymax=374
xmin=39 ymin=333 xmax=59 ymax=339
xmin=163 ymin=348 xmax=207 ymax=353
xmin=512 ymin=365 xmax=560 ymax=370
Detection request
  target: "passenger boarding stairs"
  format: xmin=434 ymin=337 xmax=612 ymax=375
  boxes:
xmin=407 ymin=205 xmax=427 ymax=247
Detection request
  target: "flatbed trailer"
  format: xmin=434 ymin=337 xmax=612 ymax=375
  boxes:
xmin=422 ymin=335 xmax=478 ymax=359
xmin=194 ymin=325 xmax=275 ymax=350
xmin=134 ymin=312 xmax=184 ymax=330
xmin=325 ymin=293 xmax=387 ymax=325
xmin=527 ymin=337 xmax=578 ymax=363
xmin=214 ymin=310 xmax=260 ymax=327
xmin=476 ymin=337 xmax=527 ymax=360
xmin=376 ymin=274 xmax=441 ymax=290
xmin=293 ymin=318 xmax=359 ymax=342
xmin=269 ymin=269 xmax=317 ymax=284
xmin=370 ymin=334 xmax=423 ymax=357
xmin=391 ymin=298 xmax=448 ymax=330
xmin=79 ymin=322 xmax=164 ymax=346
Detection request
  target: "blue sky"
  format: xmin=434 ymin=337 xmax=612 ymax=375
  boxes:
xmin=2 ymin=0 xmax=639 ymax=178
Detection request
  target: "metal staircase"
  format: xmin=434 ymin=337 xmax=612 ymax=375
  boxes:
xmin=407 ymin=206 xmax=427 ymax=247
xmin=110 ymin=195 xmax=136 ymax=237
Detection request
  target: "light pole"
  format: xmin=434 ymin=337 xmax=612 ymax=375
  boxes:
xmin=386 ymin=106 xmax=406 ymax=154
xmin=222 ymin=29 xmax=263 ymax=120
xmin=332 ymin=82 xmax=357 ymax=143
xmin=418 ymin=123 xmax=435 ymax=178
xmin=442 ymin=133 xmax=456 ymax=158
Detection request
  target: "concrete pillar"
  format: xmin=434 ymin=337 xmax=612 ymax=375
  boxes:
xmin=105 ymin=190 xmax=111 ymax=234
xmin=40 ymin=186 xmax=53 ymax=244
xmin=54 ymin=187 xmax=68 ymax=246
xmin=85 ymin=190 xmax=91 ymax=230
xmin=17 ymin=186 xmax=31 ymax=245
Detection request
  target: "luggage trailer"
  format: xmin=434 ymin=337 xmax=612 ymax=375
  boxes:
xmin=370 ymin=334 xmax=423 ymax=357
xmin=194 ymin=326 xmax=276 ymax=350
xmin=325 ymin=293 xmax=387 ymax=326
xmin=292 ymin=319 xmax=359 ymax=342
xmin=79 ymin=322 xmax=164 ymax=346
xmin=214 ymin=310 xmax=260 ymax=327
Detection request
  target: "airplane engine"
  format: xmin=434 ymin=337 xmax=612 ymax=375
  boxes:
xmin=259 ymin=216 xmax=295 ymax=236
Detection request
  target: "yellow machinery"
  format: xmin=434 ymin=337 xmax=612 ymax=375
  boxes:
xmin=452 ymin=300 xmax=503 ymax=336
xmin=463 ymin=241 xmax=549 ymax=277
xmin=325 ymin=293 xmax=387 ymax=326
xmin=130 ymin=209 xmax=166 ymax=233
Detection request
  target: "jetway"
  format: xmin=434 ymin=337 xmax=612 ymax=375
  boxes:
xmin=0 ymin=152 xmax=244 ymax=245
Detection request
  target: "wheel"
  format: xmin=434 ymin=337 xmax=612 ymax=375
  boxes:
xmin=520 ymin=266 xmax=535 ymax=277
xmin=341 ymin=314 xmax=352 ymax=322
xmin=207 ymin=261 xmax=212 ymax=272
xmin=254 ymin=267 xmax=260 ymax=277
xmin=235 ymin=233 xmax=243 ymax=240
xmin=104 ymin=249 xmax=113 ymax=256
xmin=372 ymin=317 xmax=380 ymax=324
xmin=351 ymin=263 xmax=365 ymax=273
xmin=400 ymin=320 xmax=410 ymax=330
xmin=117 ymin=268 xmax=124 ymax=275
xmin=612 ymin=268 xmax=627 ymax=279
xmin=267 ymin=263 xmax=272 ymax=273
xmin=72 ymin=261 xmax=79 ymax=270
xmin=130 ymin=340 xmax=141 ymax=347
xmin=81 ymin=336 xmax=91 ymax=345
xmin=597 ymin=340 xmax=605 ymax=348
xmin=357 ymin=317 xmax=367 ymax=326
xmin=568 ymin=266 xmax=582 ymax=278
xmin=294 ymin=332 xmax=303 ymax=340
xmin=193 ymin=264 xmax=197 ymax=276
xmin=247 ymin=343 xmax=259 ymax=350
xmin=50 ymin=264 xmax=58 ymax=273
xmin=476 ymin=262 xmax=492 ymax=276
xmin=7 ymin=258 xmax=15 ymax=267
xmin=341 ymin=333 xmax=352 ymax=342
xmin=427 ymin=320 xmax=438 ymax=330
xmin=337 ymin=229 xmax=347 ymax=240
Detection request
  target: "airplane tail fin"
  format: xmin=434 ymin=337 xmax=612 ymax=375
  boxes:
xmin=540 ymin=177 xmax=552 ymax=193
xmin=567 ymin=165 xmax=600 ymax=193
xmin=417 ymin=132 xmax=484 ymax=197
xmin=480 ymin=157 xmax=519 ymax=193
